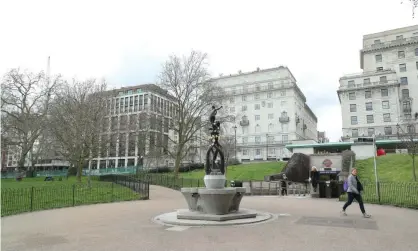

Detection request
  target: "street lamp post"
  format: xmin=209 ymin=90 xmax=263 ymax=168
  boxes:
xmin=266 ymin=133 xmax=269 ymax=161
xmin=372 ymin=134 xmax=381 ymax=203
xmin=233 ymin=125 xmax=237 ymax=160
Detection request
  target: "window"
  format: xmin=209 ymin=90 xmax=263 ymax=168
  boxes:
xmin=416 ymin=48 xmax=418 ymax=56
xmin=230 ymin=107 xmax=235 ymax=113
xmin=365 ymin=90 xmax=372 ymax=99
xmin=374 ymin=39 xmax=381 ymax=44
xmin=242 ymin=105 xmax=247 ymax=111
xmin=375 ymin=54 xmax=382 ymax=62
xmin=383 ymin=113 xmax=391 ymax=122
xmin=367 ymin=128 xmax=375 ymax=137
xmin=363 ymin=78 xmax=370 ymax=84
xmin=267 ymin=102 xmax=273 ymax=108
xmin=350 ymin=104 xmax=357 ymax=112
xmin=255 ymin=94 xmax=260 ymax=100
xmin=282 ymin=135 xmax=288 ymax=143
xmin=267 ymin=92 xmax=273 ymax=98
xmin=349 ymin=92 xmax=356 ymax=100
xmin=267 ymin=136 xmax=274 ymax=143
xmin=281 ymin=101 xmax=287 ymax=106
xmin=242 ymin=137 xmax=248 ymax=144
xmin=416 ymin=62 xmax=418 ymax=70
xmin=280 ymin=91 xmax=286 ymax=96
xmin=268 ymin=113 xmax=274 ymax=119
xmin=402 ymin=89 xmax=409 ymax=99
xmin=377 ymin=67 xmax=384 ymax=71
xmin=268 ymin=82 xmax=273 ymax=89
xmin=268 ymin=123 xmax=274 ymax=131
xmin=255 ymin=85 xmax=261 ymax=91
xmin=400 ymin=77 xmax=408 ymax=85
xmin=403 ymin=101 xmax=411 ymax=112
xmin=255 ymin=136 xmax=261 ymax=144
xmin=367 ymin=115 xmax=374 ymax=124
xmin=255 ymin=149 xmax=261 ymax=155
xmin=242 ymin=95 xmax=247 ymax=101
xmin=254 ymin=104 xmax=260 ymax=110
xmin=381 ymin=89 xmax=388 ymax=97
xmin=255 ymin=124 xmax=261 ymax=133
xmin=348 ymin=80 xmax=355 ymax=87
xmin=365 ymin=102 xmax=373 ymax=111
xmin=352 ymin=129 xmax=359 ymax=137
xmin=269 ymin=148 xmax=275 ymax=155
xmin=243 ymin=149 xmax=248 ymax=155
xmin=398 ymin=51 xmax=405 ymax=58
xmin=351 ymin=116 xmax=358 ymax=125
xmin=230 ymin=97 xmax=234 ymax=103
xmin=408 ymin=125 xmax=416 ymax=134
xmin=396 ymin=35 xmax=404 ymax=40
xmin=379 ymin=76 xmax=387 ymax=83
xmin=255 ymin=115 xmax=260 ymax=120
xmin=382 ymin=101 xmax=390 ymax=109
xmin=384 ymin=127 xmax=392 ymax=135
xmin=399 ymin=63 xmax=406 ymax=72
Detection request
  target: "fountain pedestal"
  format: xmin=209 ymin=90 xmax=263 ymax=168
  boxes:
xmin=179 ymin=174 xmax=253 ymax=221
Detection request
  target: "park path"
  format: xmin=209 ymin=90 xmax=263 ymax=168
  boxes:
xmin=2 ymin=185 xmax=418 ymax=251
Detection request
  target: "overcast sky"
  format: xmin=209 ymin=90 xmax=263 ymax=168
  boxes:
xmin=1 ymin=0 xmax=416 ymax=141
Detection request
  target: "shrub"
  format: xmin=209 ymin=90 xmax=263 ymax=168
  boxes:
xmin=228 ymin=158 xmax=241 ymax=166
xmin=67 ymin=166 xmax=78 ymax=176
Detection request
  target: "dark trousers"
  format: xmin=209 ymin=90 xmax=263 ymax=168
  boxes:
xmin=281 ymin=188 xmax=287 ymax=196
xmin=343 ymin=192 xmax=366 ymax=214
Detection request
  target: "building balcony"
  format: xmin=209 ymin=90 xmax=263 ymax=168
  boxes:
xmin=237 ymin=140 xmax=288 ymax=147
xmin=240 ymin=119 xmax=249 ymax=126
xmin=225 ymin=82 xmax=295 ymax=96
xmin=279 ymin=116 xmax=290 ymax=123
xmin=338 ymin=80 xmax=399 ymax=92
xmin=362 ymin=36 xmax=418 ymax=52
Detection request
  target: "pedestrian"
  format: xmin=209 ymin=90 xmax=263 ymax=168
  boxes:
xmin=310 ymin=166 xmax=320 ymax=192
xmin=281 ymin=174 xmax=288 ymax=196
xmin=341 ymin=168 xmax=371 ymax=218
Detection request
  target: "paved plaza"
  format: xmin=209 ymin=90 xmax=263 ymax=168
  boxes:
xmin=2 ymin=185 xmax=418 ymax=251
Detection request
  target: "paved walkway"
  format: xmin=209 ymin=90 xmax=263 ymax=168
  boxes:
xmin=2 ymin=185 xmax=418 ymax=251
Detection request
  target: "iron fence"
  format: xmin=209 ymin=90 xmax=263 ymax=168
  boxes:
xmin=339 ymin=181 xmax=418 ymax=209
xmin=1 ymin=175 xmax=149 ymax=217
xmin=136 ymin=173 xmax=309 ymax=196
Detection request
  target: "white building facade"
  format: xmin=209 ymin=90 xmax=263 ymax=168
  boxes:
xmin=210 ymin=66 xmax=318 ymax=161
xmin=90 ymin=84 xmax=177 ymax=169
xmin=338 ymin=25 xmax=418 ymax=140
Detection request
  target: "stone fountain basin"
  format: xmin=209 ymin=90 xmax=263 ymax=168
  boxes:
xmin=180 ymin=187 xmax=247 ymax=216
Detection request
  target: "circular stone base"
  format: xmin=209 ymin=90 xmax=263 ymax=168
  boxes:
xmin=153 ymin=209 xmax=276 ymax=227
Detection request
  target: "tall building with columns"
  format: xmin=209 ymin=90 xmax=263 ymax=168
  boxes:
xmin=210 ymin=66 xmax=318 ymax=161
xmin=90 ymin=84 xmax=177 ymax=169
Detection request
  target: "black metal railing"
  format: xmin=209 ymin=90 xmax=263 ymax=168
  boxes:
xmin=1 ymin=176 xmax=149 ymax=217
xmin=339 ymin=182 xmax=418 ymax=209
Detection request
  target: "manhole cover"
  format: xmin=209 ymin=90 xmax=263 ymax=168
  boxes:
xmin=295 ymin=216 xmax=378 ymax=230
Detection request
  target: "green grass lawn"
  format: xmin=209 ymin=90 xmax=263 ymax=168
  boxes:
xmin=180 ymin=161 xmax=286 ymax=181
xmin=1 ymin=176 xmax=145 ymax=217
xmin=355 ymin=154 xmax=417 ymax=182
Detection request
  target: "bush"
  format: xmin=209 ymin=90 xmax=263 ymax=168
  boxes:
xmin=67 ymin=166 xmax=78 ymax=176
xmin=179 ymin=163 xmax=204 ymax=173
xmin=26 ymin=169 xmax=36 ymax=178
xmin=147 ymin=166 xmax=171 ymax=173
xmin=228 ymin=158 xmax=241 ymax=166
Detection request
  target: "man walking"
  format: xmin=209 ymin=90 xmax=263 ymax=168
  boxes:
xmin=341 ymin=168 xmax=371 ymax=218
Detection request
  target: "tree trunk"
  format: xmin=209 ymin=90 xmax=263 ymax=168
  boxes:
xmin=174 ymin=151 xmax=182 ymax=178
xmin=76 ymin=161 xmax=83 ymax=182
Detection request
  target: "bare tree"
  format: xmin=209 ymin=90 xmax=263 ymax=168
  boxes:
xmin=49 ymin=79 xmax=110 ymax=182
xmin=396 ymin=123 xmax=417 ymax=181
xmin=402 ymin=0 xmax=418 ymax=17
xmin=1 ymin=68 xmax=61 ymax=171
xmin=158 ymin=51 xmax=232 ymax=176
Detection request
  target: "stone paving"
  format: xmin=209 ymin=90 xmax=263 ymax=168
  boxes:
xmin=1 ymin=185 xmax=418 ymax=251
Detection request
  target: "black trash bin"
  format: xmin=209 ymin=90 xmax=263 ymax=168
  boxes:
xmin=318 ymin=181 xmax=326 ymax=198
xmin=230 ymin=180 xmax=243 ymax=187
xmin=325 ymin=181 xmax=332 ymax=198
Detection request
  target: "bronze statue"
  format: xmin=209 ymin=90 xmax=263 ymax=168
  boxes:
xmin=205 ymin=105 xmax=225 ymax=175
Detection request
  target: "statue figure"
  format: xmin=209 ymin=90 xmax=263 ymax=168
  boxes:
xmin=205 ymin=105 xmax=225 ymax=175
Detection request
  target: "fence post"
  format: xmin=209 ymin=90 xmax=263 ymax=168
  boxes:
xmin=197 ymin=179 xmax=200 ymax=188
xmin=30 ymin=186 xmax=34 ymax=211
xmin=72 ymin=184 xmax=75 ymax=206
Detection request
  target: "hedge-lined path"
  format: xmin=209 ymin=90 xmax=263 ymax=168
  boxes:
xmin=2 ymin=185 xmax=418 ymax=251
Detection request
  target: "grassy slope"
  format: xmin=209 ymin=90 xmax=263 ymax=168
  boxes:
xmin=180 ymin=161 xmax=287 ymax=181
xmin=355 ymin=154 xmax=416 ymax=182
